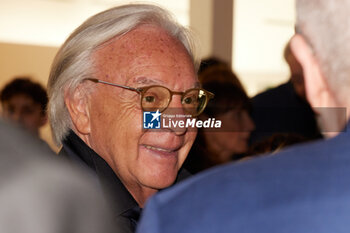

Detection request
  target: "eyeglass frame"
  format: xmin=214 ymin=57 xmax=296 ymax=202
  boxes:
xmin=85 ymin=78 xmax=214 ymax=117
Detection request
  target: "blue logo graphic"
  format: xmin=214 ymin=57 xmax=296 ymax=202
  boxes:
xmin=143 ymin=110 xmax=161 ymax=129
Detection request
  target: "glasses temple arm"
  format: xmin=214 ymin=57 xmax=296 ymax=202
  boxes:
xmin=85 ymin=78 xmax=141 ymax=92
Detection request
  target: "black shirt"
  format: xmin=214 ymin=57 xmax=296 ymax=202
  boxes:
xmin=60 ymin=130 xmax=189 ymax=233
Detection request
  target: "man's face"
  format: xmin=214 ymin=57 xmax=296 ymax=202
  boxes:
xmin=2 ymin=94 xmax=46 ymax=134
xmin=87 ymin=25 xmax=197 ymax=194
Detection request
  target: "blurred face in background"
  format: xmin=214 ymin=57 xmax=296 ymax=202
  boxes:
xmin=198 ymin=78 xmax=255 ymax=163
xmin=1 ymin=94 xmax=46 ymax=135
xmin=203 ymin=107 xmax=255 ymax=163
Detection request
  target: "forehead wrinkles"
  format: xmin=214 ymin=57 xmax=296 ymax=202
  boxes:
xmin=92 ymin=26 xmax=192 ymax=81
xmin=119 ymin=26 xmax=188 ymax=64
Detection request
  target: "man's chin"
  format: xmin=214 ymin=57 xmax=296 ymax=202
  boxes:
xmin=140 ymin=172 xmax=178 ymax=190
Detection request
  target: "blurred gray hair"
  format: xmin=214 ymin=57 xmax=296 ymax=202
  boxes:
xmin=296 ymin=0 xmax=350 ymax=104
xmin=48 ymin=4 xmax=199 ymax=145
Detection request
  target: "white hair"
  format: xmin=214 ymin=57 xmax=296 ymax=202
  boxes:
xmin=296 ymin=0 xmax=350 ymax=105
xmin=48 ymin=4 xmax=199 ymax=145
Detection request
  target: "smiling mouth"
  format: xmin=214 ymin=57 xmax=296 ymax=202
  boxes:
xmin=142 ymin=144 xmax=182 ymax=155
xmin=144 ymin=145 xmax=171 ymax=152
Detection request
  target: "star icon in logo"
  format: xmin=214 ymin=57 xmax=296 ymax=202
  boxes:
xmin=151 ymin=110 xmax=161 ymax=122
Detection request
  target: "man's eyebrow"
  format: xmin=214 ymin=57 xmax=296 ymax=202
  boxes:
xmin=133 ymin=76 xmax=201 ymax=89
xmin=133 ymin=76 xmax=164 ymax=85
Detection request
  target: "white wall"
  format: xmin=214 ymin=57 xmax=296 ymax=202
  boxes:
xmin=233 ymin=0 xmax=295 ymax=96
xmin=0 ymin=0 xmax=190 ymax=47
xmin=190 ymin=0 xmax=213 ymax=59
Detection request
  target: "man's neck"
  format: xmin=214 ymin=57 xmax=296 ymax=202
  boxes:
xmin=122 ymin=181 xmax=158 ymax=208
xmin=316 ymin=106 xmax=349 ymax=138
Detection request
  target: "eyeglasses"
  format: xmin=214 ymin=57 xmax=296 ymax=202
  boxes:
xmin=85 ymin=78 xmax=214 ymax=117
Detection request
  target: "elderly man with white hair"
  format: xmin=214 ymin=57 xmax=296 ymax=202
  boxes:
xmin=47 ymin=4 xmax=214 ymax=233
xmin=137 ymin=1 xmax=350 ymax=232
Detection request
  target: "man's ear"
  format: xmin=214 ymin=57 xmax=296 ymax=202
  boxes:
xmin=290 ymin=34 xmax=336 ymax=108
xmin=64 ymin=84 xmax=91 ymax=135
xmin=290 ymin=34 xmax=344 ymax=137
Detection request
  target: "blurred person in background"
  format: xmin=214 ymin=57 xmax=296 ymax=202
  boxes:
xmin=199 ymin=63 xmax=245 ymax=90
xmin=184 ymin=66 xmax=255 ymax=174
xmin=47 ymin=4 xmax=213 ymax=232
xmin=197 ymin=56 xmax=230 ymax=74
xmin=0 ymin=119 xmax=113 ymax=233
xmin=246 ymin=133 xmax=309 ymax=158
xmin=250 ymin=41 xmax=322 ymax=145
xmin=0 ymin=77 xmax=48 ymax=137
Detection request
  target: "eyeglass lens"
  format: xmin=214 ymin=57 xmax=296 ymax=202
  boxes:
xmin=141 ymin=86 xmax=208 ymax=116
xmin=142 ymin=86 xmax=170 ymax=112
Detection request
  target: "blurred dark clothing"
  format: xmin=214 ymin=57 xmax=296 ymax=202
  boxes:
xmin=0 ymin=121 xmax=112 ymax=233
xmin=183 ymin=134 xmax=211 ymax=174
xmin=247 ymin=133 xmax=309 ymax=157
xmin=61 ymin=130 xmax=190 ymax=233
xmin=250 ymin=81 xmax=322 ymax=145
xmin=184 ymin=134 xmax=247 ymax=175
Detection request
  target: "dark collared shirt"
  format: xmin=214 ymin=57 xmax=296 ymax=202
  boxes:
xmin=60 ymin=130 xmax=189 ymax=233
